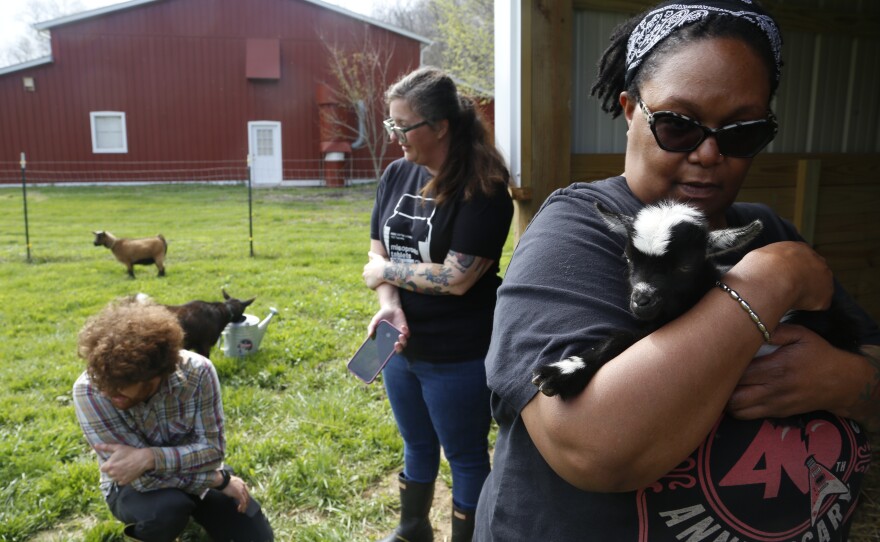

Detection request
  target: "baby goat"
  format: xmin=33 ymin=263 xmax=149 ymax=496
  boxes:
xmin=138 ymin=289 xmax=255 ymax=358
xmin=532 ymin=200 xmax=859 ymax=400
xmin=93 ymin=231 xmax=167 ymax=278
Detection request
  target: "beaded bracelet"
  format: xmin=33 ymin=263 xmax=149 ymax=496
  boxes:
xmin=715 ymin=281 xmax=772 ymax=344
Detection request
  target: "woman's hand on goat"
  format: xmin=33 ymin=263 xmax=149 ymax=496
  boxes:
xmin=95 ymin=443 xmax=155 ymax=486
xmin=727 ymin=323 xmax=874 ymax=423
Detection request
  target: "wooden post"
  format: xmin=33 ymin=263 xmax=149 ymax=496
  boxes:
xmin=514 ymin=0 xmax=573 ymax=239
xmin=794 ymin=159 xmax=820 ymax=246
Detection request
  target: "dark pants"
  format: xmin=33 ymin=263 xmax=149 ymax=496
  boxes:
xmin=107 ymin=484 xmax=274 ymax=542
xmin=382 ymin=354 xmax=492 ymax=512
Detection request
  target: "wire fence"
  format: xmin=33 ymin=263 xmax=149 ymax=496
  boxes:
xmin=0 ymin=156 xmax=386 ymax=263
xmin=0 ymin=157 xmax=383 ymax=186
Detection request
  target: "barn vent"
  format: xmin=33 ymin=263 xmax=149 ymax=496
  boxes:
xmin=246 ymin=39 xmax=281 ymax=80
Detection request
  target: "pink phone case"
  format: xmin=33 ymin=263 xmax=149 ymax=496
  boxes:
xmin=347 ymin=320 xmax=400 ymax=383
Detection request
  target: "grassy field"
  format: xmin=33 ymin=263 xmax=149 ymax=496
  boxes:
xmin=0 ymin=183 xmax=514 ymax=541
xmin=0 ymin=183 xmax=877 ymax=541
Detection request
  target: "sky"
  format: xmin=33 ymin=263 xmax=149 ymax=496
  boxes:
xmin=0 ymin=0 xmax=383 ymax=55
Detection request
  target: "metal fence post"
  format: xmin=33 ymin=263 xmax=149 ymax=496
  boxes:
xmin=247 ymin=154 xmax=254 ymax=257
xmin=20 ymin=152 xmax=31 ymax=262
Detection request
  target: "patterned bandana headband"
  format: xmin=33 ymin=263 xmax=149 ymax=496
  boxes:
xmin=624 ymin=0 xmax=782 ymax=89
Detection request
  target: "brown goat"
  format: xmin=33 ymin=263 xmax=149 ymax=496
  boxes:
xmin=138 ymin=290 xmax=255 ymax=359
xmin=93 ymin=231 xmax=167 ymax=278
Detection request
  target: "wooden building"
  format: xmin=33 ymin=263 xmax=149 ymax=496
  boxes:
xmin=496 ymin=0 xmax=880 ymax=320
xmin=0 ymin=0 xmax=428 ymax=186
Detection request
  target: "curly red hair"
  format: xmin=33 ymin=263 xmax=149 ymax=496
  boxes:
xmin=78 ymin=297 xmax=183 ymax=392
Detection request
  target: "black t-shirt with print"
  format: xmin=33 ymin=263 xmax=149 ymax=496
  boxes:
xmin=370 ymin=158 xmax=513 ymax=362
xmin=474 ymin=176 xmax=880 ymax=541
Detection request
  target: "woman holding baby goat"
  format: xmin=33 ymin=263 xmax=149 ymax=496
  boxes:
xmin=362 ymin=67 xmax=513 ymax=541
xmin=475 ymin=1 xmax=880 ymax=541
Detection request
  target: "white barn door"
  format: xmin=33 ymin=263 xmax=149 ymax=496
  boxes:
xmin=248 ymin=121 xmax=282 ymax=185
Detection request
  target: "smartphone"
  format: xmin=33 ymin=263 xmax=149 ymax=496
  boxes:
xmin=245 ymin=496 xmax=261 ymax=517
xmin=347 ymin=320 xmax=400 ymax=384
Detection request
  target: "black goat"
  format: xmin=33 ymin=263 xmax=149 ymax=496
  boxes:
xmin=138 ymin=290 xmax=255 ymax=359
xmin=532 ymin=201 xmax=860 ymax=400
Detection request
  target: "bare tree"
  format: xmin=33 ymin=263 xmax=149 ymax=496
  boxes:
xmin=373 ymin=0 xmax=436 ymax=43
xmin=372 ymin=0 xmax=493 ymax=94
xmin=373 ymin=0 xmax=441 ymax=66
xmin=0 ymin=0 xmax=86 ymax=65
xmin=430 ymin=0 xmax=493 ymax=94
xmin=2 ymin=0 xmax=86 ymax=67
xmin=320 ymin=27 xmax=397 ymax=181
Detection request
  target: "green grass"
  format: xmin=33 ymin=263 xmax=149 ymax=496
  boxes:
xmin=3 ymin=183 xmax=878 ymax=541
xmin=0 ymin=183 xmax=514 ymax=541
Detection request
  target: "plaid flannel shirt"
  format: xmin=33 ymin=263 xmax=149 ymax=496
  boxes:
xmin=73 ymin=351 xmax=225 ymax=497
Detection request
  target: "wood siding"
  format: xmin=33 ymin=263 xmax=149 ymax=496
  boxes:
xmin=523 ymin=0 xmax=880 ymax=319
xmin=0 ymin=0 xmax=421 ymax=181
xmin=571 ymin=7 xmax=880 ymax=154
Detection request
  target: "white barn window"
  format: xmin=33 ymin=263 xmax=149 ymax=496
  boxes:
xmin=90 ymin=112 xmax=128 ymax=153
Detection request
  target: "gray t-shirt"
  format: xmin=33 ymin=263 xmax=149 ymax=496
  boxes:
xmin=475 ymin=176 xmax=879 ymax=541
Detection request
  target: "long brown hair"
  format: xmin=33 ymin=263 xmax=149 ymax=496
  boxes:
xmin=385 ymin=67 xmax=510 ymax=205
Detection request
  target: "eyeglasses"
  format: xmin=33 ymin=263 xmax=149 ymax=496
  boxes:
xmin=383 ymin=118 xmax=430 ymax=144
xmin=638 ymin=99 xmax=777 ymax=158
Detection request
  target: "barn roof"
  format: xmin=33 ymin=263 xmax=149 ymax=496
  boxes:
xmin=32 ymin=0 xmax=431 ymax=45
xmin=0 ymin=55 xmax=53 ymax=76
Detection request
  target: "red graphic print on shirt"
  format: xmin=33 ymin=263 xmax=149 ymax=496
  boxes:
xmin=637 ymin=413 xmax=870 ymax=541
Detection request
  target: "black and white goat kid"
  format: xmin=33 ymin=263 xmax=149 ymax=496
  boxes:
xmin=531 ymin=200 xmax=859 ymax=400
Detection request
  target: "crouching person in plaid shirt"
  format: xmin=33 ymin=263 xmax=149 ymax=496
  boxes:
xmin=73 ymin=297 xmax=274 ymax=542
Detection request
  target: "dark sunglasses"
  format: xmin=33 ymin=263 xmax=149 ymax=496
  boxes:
xmin=383 ymin=118 xmax=430 ymax=145
xmin=638 ymin=99 xmax=777 ymax=158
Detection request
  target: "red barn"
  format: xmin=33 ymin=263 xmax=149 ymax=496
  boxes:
xmin=0 ymin=0 xmax=428 ymax=186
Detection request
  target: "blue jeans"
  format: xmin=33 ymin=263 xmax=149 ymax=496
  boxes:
xmin=382 ymin=354 xmax=492 ymax=512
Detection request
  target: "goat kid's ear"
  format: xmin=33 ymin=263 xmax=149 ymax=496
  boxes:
xmin=222 ymin=289 xmax=230 ymax=300
xmin=595 ymin=202 xmax=633 ymax=237
xmin=706 ymin=219 xmax=763 ymax=258
xmin=243 ymin=297 xmax=256 ymax=307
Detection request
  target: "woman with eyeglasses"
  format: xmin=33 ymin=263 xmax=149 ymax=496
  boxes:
xmin=474 ymin=1 xmax=880 ymax=540
xmin=362 ymin=66 xmax=513 ymax=542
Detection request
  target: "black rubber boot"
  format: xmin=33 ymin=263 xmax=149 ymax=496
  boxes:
xmin=451 ymin=503 xmax=475 ymax=542
xmin=121 ymin=524 xmax=144 ymax=541
xmin=379 ymin=473 xmax=434 ymax=542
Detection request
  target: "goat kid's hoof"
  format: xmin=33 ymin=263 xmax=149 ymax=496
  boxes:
xmin=532 ymin=356 xmax=587 ymax=399
xmin=531 ymin=371 xmax=558 ymax=397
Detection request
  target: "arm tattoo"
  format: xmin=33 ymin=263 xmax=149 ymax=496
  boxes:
xmin=384 ymin=262 xmax=415 ymax=283
xmin=420 ymin=266 xmax=454 ymax=286
xmin=450 ymin=250 xmax=476 ymax=274
xmin=404 ymin=280 xmax=445 ymax=295
xmin=448 ymin=250 xmax=492 ymax=278
xmin=382 ymin=251 xmax=492 ymax=295
xmin=384 ymin=261 xmax=449 ymax=295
